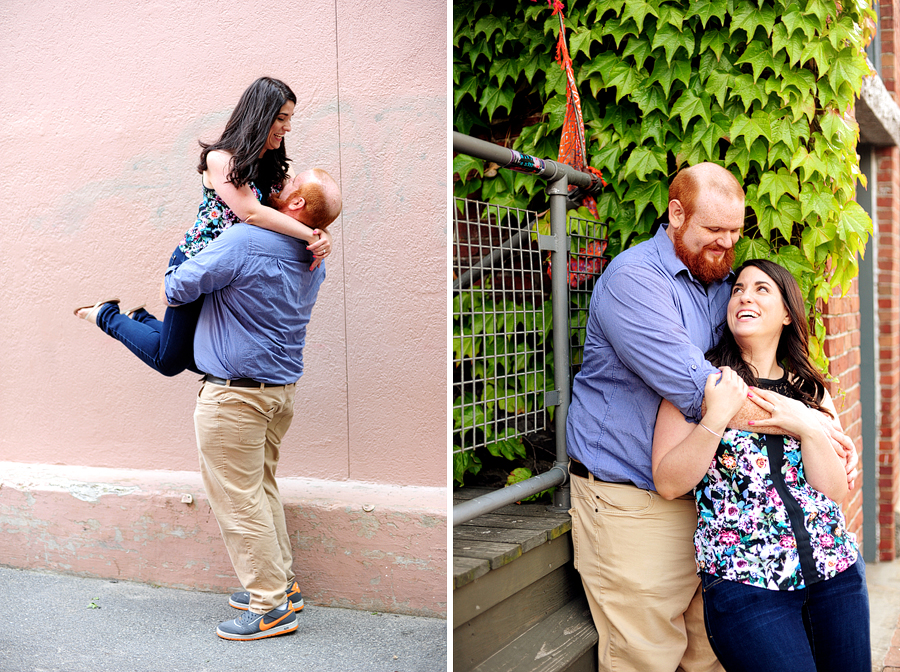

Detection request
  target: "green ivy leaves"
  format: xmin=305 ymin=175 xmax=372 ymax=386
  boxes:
xmin=454 ymin=0 xmax=875 ymax=376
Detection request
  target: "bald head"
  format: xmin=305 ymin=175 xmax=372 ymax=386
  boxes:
xmin=270 ymin=168 xmax=343 ymax=230
xmin=669 ymin=162 xmax=744 ymax=222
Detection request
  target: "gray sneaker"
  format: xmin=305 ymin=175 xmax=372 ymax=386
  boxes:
xmin=229 ymin=580 xmax=305 ymax=612
xmin=216 ymin=601 xmax=297 ymax=640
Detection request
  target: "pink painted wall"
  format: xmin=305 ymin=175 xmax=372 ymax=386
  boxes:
xmin=0 ymin=2 xmax=447 ymax=487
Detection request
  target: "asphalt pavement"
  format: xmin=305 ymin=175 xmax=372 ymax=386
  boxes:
xmin=0 ymin=566 xmax=447 ymax=672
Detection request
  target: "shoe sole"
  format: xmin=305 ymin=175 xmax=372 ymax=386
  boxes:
xmin=216 ymin=620 xmax=298 ymax=641
xmin=229 ymin=597 xmax=304 ymax=612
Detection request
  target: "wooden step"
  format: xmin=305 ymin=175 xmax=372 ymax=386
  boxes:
xmin=471 ymin=597 xmax=598 ymax=672
xmin=453 ymin=491 xmax=595 ymax=672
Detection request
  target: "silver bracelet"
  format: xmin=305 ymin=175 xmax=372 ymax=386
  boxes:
xmin=699 ymin=422 xmax=723 ymax=439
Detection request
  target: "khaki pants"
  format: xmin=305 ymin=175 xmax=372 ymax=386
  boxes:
xmin=569 ymin=472 xmax=723 ymax=672
xmin=194 ymin=381 xmax=297 ymax=614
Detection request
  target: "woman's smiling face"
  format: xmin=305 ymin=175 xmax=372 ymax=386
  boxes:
xmin=727 ymin=264 xmax=791 ymax=345
xmin=262 ymin=101 xmax=295 ymax=154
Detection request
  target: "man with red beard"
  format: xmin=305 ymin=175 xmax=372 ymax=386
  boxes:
xmin=565 ymin=162 xmax=748 ymax=672
xmin=566 ymin=163 xmax=856 ymax=672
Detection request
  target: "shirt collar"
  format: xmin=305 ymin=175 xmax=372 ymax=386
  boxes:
xmin=653 ymin=223 xmax=735 ymax=287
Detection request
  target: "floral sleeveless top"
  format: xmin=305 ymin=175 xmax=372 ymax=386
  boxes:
xmin=693 ymin=373 xmax=858 ymax=591
xmin=179 ymin=181 xmax=265 ymax=258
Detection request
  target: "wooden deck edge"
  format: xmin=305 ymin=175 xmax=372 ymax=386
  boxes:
xmin=471 ymin=597 xmax=598 ymax=672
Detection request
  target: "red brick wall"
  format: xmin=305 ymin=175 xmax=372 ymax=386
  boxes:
xmin=876 ymin=145 xmax=900 ymax=560
xmin=879 ymin=0 xmax=899 ymax=101
xmin=823 ymin=283 xmax=865 ymax=539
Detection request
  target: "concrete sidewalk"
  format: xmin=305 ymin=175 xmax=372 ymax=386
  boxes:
xmin=0 ymin=566 xmax=447 ymax=672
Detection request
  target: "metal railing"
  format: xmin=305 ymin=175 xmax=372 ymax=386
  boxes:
xmin=452 ymin=132 xmax=607 ymax=526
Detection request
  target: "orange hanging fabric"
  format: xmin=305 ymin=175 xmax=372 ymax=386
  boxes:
xmin=546 ymin=2 xmax=605 ymax=216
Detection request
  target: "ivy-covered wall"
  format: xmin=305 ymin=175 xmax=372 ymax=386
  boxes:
xmin=455 ymin=0 xmax=876 ymax=373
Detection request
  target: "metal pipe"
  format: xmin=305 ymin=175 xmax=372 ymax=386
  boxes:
xmin=453 ymin=466 xmax=568 ymax=526
xmin=547 ymin=176 xmax=572 ymax=511
xmin=453 ymin=132 xmax=603 ymax=193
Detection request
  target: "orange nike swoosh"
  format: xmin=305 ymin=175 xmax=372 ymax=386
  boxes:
xmin=259 ymin=610 xmax=292 ymax=631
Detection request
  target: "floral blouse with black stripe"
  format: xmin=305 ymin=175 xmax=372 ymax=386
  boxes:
xmin=693 ymin=372 xmax=858 ymax=591
xmin=179 ymin=181 xmax=268 ymax=258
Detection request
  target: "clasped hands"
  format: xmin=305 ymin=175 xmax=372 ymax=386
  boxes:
xmin=703 ymin=367 xmax=859 ymax=490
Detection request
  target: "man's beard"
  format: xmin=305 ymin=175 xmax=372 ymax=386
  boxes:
xmin=672 ymin=225 xmax=734 ymax=284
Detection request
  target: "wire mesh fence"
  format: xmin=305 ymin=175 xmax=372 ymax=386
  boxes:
xmin=452 ymin=198 xmax=610 ymax=461
xmin=452 ymin=198 xmax=549 ymax=457
xmin=564 ymin=215 xmax=609 ymax=380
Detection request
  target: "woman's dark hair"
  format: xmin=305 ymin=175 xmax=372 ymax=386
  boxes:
xmin=197 ymin=77 xmax=296 ymax=196
xmin=707 ymin=259 xmax=831 ymax=414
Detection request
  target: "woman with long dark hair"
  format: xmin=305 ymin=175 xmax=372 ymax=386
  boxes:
xmin=74 ymin=77 xmax=332 ymax=376
xmin=652 ymin=259 xmax=869 ymax=671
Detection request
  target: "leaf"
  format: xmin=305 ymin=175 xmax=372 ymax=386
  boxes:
xmin=757 ymin=169 xmax=800 ymax=208
xmin=670 ymin=89 xmax=711 ymax=129
xmin=454 ymin=74 xmax=480 ymax=107
xmin=699 ymin=28 xmax=729 ymax=61
xmin=801 ymin=222 xmax=836 ymax=262
xmin=803 ymin=0 xmax=832 ymax=27
xmin=782 ymin=6 xmax=819 ymax=41
xmin=771 ymin=23 xmax=790 ymax=58
xmin=800 ymin=185 xmax=838 ymax=220
xmin=638 ymin=111 xmax=670 ymax=147
xmin=691 ymin=116 xmax=729 ymax=158
xmin=693 ymin=0 xmax=727 ymax=28
xmin=736 ymin=42 xmax=777 ymax=83
xmin=569 ymin=27 xmax=595 ymax=58
xmin=622 ymin=34 xmax=654 ymax=66
xmin=632 ymin=84 xmax=670 ymax=116
xmin=606 ymin=61 xmax=646 ymax=102
xmin=729 ymin=73 xmax=769 ymax=112
xmin=827 ymin=47 xmax=871 ymax=94
xmin=724 ymin=142 xmax=750 ymax=179
xmin=729 ymin=113 xmax=767 ymax=151
xmin=818 ymin=108 xmax=851 ymax=144
xmin=649 ymin=56 xmax=691 ymax=98
xmin=622 ymin=146 xmax=667 ymax=182
xmin=606 ymin=17 xmax=640 ymax=48
xmin=772 ymin=245 xmax=815 ymax=285
xmin=651 ymin=22 xmax=696 ymax=65
xmin=770 ymin=112 xmax=810 ymax=146
xmin=620 ymin=0 xmax=658 ymax=33
xmin=705 ymin=70 xmax=731 ymax=109
xmin=799 ymin=39 xmax=831 ymax=76
xmin=453 ymin=153 xmax=484 ymax=181
xmin=790 ymin=146 xmax=827 ymax=183
xmin=731 ymin=3 xmax=776 ymax=38
xmin=628 ymin=178 xmax=669 ymax=225
xmin=657 ymin=4 xmax=686 ymax=31
xmin=478 ymin=85 xmax=515 ymax=120
xmin=474 ymin=15 xmax=504 ymax=43
xmin=757 ymin=204 xmax=794 ymax=241
xmin=766 ymin=141 xmax=793 ymax=170
xmin=734 ymin=236 xmax=771 ymax=266
xmin=837 ymin=201 xmax=873 ymax=256
xmin=489 ymin=59 xmax=520 ymax=89
xmin=460 ymin=39 xmax=493 ymax=69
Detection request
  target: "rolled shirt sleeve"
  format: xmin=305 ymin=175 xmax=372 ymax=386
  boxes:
xmin=597 ymin=262 xmax=718 ymax=422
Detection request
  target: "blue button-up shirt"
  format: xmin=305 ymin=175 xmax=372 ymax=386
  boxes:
xmin=566 ymin=224 xmax=733 ymax=491
xmin=164 ymin=223 xmax=325 ymax=385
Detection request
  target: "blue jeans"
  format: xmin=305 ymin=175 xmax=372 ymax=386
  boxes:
xmin=701 ymin=559 xmax=870 ymax=672
xmin=96 ymin=247 xmax=202 ymax=376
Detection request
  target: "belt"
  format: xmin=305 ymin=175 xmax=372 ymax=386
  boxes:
xmin=569 ymin=460 xmax=693 ymax=500
xmin=568 ymin=460 xmax=594 ymax=480
xmin=202 ymin=374 xmax=282 ymax=389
